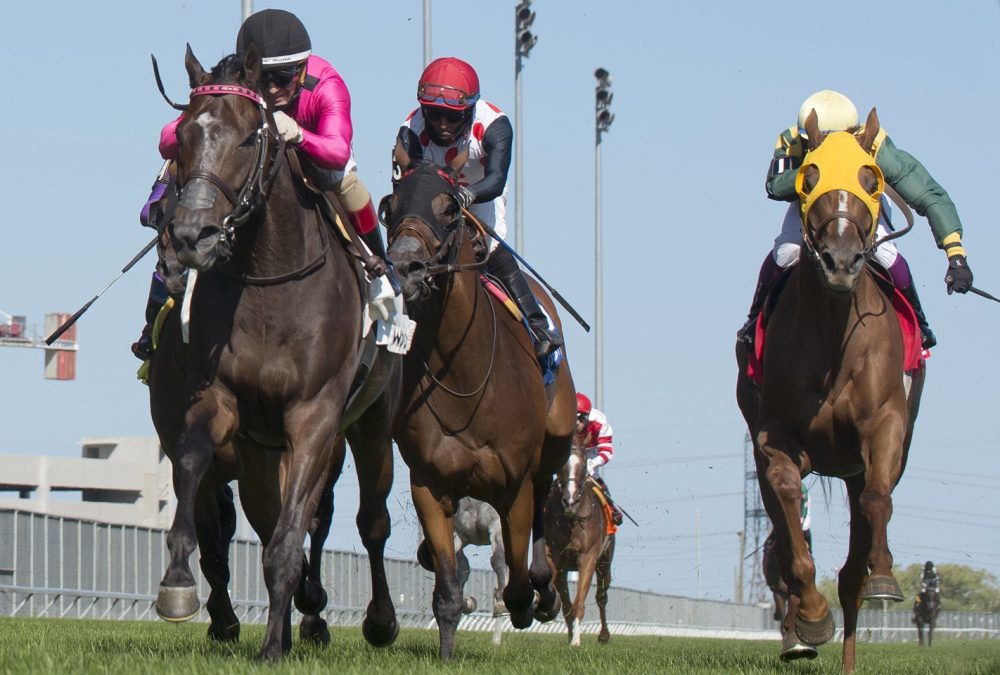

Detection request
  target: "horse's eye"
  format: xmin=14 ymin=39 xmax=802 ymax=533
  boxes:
xmin=859 ymin=166 xmax=879 ymax=196
xmin=802 ymin=165 xmax=819 ymax=194
xmin=239 ymin=132 xmax=257 ymax=148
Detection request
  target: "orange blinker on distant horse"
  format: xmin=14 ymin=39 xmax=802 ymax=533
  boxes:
xmin=737 ymin=108 xmax=925 ymax=672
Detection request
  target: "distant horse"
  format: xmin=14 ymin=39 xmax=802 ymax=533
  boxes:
xmin=736 ymin=108 xmax=925 ymax=672
xmin=151 ymin=46 xmax=401 ymax=662
xmin=544 ymin=445 xmax=615 ymax=646
xmin=417 ymin=497 xmax=509 ymax=644
xmin=913 ymin=588 xmax=941 ymax=646
xmin=385 ymin=148 xmax=577 ymax=659
xmin=452 ymin=497 xmax=508 ymax=617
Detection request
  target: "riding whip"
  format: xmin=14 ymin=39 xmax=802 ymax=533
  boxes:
xmin=45 ymin=236 xmax=158 ymax=345
xmin=461 ymin=207 xmax=591 ymax=332
xmin=968 ymin=286 xmax=1000 ymax=304
xmin=618 ymin=504 xmax=639 ymax=527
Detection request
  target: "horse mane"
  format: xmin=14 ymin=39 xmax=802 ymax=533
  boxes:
xmin=209 ymin=54 xmax=245 ymax=84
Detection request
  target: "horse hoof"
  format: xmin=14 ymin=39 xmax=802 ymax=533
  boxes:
xmin=532 ymin=591 xmax=561 ymax=623
xmin=862 ymin=574 xmax=904 ymax=602
xmin=156 ymin=584 xmax=200 ymax=622
xmin=492 ymin=600 xmax=508 ymax=617
xmin=362 ymin=616 xmax=399 ymax=648
xmin=598 ymin=632 xmax=611 ymax=645
xmin=207 ymin=621 xmax=240 ymax=642
xmin=509 ymin=608 xmax=534 ymax=630
xmin=300 ymin=616 xmax=331 ymax=646
xmin=780 ymin=630 xmax=819 ymax=661
xmin=461 ymin=596 xmax=477 ymax=614
xmin=416 ymin=540 xmax=434 ymax=572
xmin=794 ymin=608 xmax=835 ymax=646
xmin=294 ymin=581 xmax=328 ymax=615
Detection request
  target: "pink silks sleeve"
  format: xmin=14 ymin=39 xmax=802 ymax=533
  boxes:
xmin=158 ymin=115 xmax=182 ymax=160
xmin=294 ymin=66 xmax=353 ymax=171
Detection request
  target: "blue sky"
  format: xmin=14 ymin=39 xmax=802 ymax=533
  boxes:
xmin=3 ymin=1 xmax=1000 ymax=603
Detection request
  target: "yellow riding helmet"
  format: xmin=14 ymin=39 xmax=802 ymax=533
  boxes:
xmin=797 ymin=90 xmax=859 ymax=138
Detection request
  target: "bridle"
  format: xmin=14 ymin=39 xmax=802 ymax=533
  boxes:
xmin=177 ymin=84 xmax=286 ymax=253
xmin=381 ymin=165 xmax=488 ymax=278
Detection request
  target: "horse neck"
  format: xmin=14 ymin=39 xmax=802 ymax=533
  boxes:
xmin=233 ymin=165 xmax=320 ymax=278
xmin=416 ymin=238 xmax=492 ymax=359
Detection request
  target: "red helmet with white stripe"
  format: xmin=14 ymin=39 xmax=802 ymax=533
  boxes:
xmin=576 ymin=393 xmax=592 ymax=416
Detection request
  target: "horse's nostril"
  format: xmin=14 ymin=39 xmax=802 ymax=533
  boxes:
xmin=821 ymin=252 xmax=836 ymax=272
xmin=850 ymin=253 xmax=865 ymax=272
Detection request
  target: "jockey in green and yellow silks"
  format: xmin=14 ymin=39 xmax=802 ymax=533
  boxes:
xmin=738 ymin=90 xmax=973 ymax=351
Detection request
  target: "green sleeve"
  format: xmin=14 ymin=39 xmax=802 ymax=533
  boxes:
xmin=764 ymin=129 xmax=800 ymax=202
xmin=876 ymin=137 xmax=963 ymax=247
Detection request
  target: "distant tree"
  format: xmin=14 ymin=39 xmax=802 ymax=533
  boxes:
xmin=814 ymin=564 xmax=1000 ymax=611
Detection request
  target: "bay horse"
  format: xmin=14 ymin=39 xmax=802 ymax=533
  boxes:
xmin=543 ymin=445 xmax=614 ymax=646
xmin=913 ymin=587 xmax=941 ymax=646
xmin=151 ymin=46 xmax=401 ymax=662
xmin=385 ymin=148 xmax=577 ymax=659
xmin=736 ymin=108 xmax=925 ymax=672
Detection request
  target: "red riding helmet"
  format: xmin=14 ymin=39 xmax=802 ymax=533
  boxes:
xmin=417 ymin=57 xmax=480 ymax=112
xmin=576 ymin=393 xmax=592 ymax=416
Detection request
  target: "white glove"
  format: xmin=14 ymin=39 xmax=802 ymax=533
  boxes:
xmin=273 ymin=111 xmax=303 ymax=145
xmin=587 ymin=457 xmax=604 ymax=474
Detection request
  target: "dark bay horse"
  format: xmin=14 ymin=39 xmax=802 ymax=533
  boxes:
xmin=913 ymin=587 xmax=941 ymax=646
xmin=152 ymin=46 xmax=401 ymax=661
xmin=544 ymin=445 xmax=615 ymax=646
xmin=385 ymin=149 xmax=577 ymax=659
xmin=736 ymin=108 xmax=925 ymax=672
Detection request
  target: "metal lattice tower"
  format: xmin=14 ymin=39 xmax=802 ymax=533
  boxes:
xmin=742 ymin=432 xmax=771 ymax=604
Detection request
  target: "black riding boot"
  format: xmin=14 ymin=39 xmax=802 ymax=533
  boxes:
xmin=738 ymin=254 xmax=781 ymax=349
xmin=900 ymin=283 xmax=937 ymax=349
xmin=488 ymin=246 xmax=563 ymax=358
xmin=131 ymin=271 xmax=169 ymax=360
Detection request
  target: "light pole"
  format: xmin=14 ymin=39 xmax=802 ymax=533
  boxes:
xmin=423 ymin=0 xmax=432 ymax=68
xmin=514 ymin=1 xmax=537 ymax=253
xmin=594 ymin=68 xmax=613 ymax=409
xmin=241 ymin=0 xmax=252 ymax=21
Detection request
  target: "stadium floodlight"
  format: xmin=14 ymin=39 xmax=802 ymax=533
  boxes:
xmin=516 ymin=1 xmax=537 ymax=58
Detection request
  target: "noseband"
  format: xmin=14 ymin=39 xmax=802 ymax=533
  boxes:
xmin=178 ymin=84 xmax=286 ymax=251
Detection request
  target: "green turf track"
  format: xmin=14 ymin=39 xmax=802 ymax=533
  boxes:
xmin=1 ymin=618 xmax=998 ymax=674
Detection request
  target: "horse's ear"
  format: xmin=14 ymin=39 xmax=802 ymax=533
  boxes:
xmin=804 ymin=109 xmax=824 ymax=151
xmin=242 ymin=42 xmax=262 ymax=88
xmin=184 ymin=43 xmax=208 ymax=88
xmin=393 ymin=138 xmax=412 ymax=172
xmin=858 ymin=107 xmax=880 ymax=154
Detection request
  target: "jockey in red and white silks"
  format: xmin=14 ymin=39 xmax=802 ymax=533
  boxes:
xmin=575 ymin=393 xmax=613 ymax=479
xmin=399 ymin=98 xmax=510 ymax=253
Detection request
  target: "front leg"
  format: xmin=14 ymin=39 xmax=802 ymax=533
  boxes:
xmin=157 ymin=386 xmax=237 ymax=622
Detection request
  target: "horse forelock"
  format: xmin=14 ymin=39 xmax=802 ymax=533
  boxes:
xmin=209 ymin=54 xmax=247 ymax=86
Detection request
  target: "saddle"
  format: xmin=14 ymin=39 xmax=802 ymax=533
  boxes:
xmin=481 ymin=274 xmax=563 ymax=386
xmin=745 ymin=264 xmax=923 ymax=386
xmin=586 ymin=476 xmax=619 ymax=536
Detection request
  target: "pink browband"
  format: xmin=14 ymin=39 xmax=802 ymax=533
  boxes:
xmin=191 ymin=84 xmax=265 ymax=107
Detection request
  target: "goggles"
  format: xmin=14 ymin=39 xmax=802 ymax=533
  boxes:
xmin=417 ymin=83 xmax=480 ymax=108
xmin=262 ymin=65 xmax=303 ymax=88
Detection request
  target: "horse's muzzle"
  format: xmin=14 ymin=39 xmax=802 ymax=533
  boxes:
xmin=171 ymin=220 xmax=222 ymax=271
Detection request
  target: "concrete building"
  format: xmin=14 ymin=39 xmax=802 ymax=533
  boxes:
xmin=0 ymin=437 xmax=173 ymax=528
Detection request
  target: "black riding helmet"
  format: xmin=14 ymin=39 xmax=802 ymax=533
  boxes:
xmin=236 ymin=9 xmax=311 ymax=69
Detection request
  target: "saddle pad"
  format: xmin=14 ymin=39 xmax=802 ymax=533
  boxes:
xmin=746 ymin=286 xmax=924 ymax=386
xmin=589 ymin=482 xmax=619 ymax=536
xmin=481 ymin=275 xmax=564 ymax=385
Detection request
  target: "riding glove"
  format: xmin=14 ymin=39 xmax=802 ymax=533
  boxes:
xmin=455 ymin=185 xmax=476 ymax=209
xmin=273 ymin=111 xmax=303 ymax=145
xmin=945 ymin=255 xmax=973 ymax=295
xmin=586 ymin=457 xmax=605 ymax=474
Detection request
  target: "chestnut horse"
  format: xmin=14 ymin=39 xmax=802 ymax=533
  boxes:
xmin=736 ymin=108 xmax=925 ymax=672
xmin=152 ymin=47 xmax=401 ymax=661
xmin=384 ymin=150 xmax=577 ymax=659
xmin=544 ymin=445 xmax=615 ymax=646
